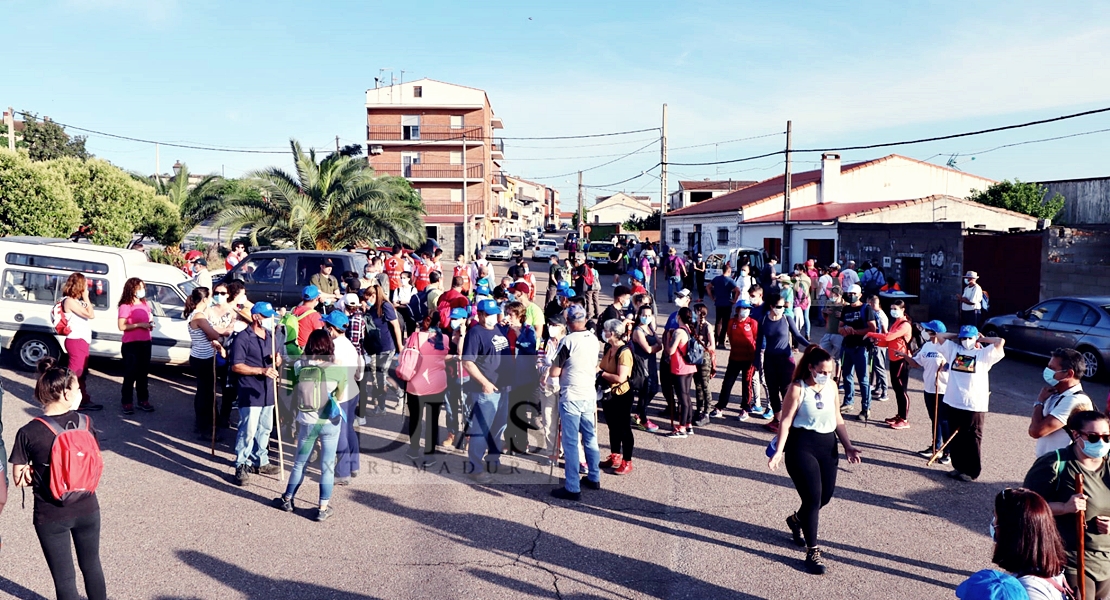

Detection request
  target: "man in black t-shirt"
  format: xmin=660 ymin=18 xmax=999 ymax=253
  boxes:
xmin=837 ymin=284 xmax=877 ymax=420
xmin=596 ymin=286 xmax=632 ymax=339
xmin=461 ymin=299 xmax=511 ymax=483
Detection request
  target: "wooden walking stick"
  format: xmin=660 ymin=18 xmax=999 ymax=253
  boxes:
xmin=1077 ymin=472 xmax=1087 ymax=600
xmin=926 ymin=428 xmax=960 ymax=466
xmin=931 ymin=369 xmax=941 ymax=458
xmin=271 ymin=333 xmax=286 ymax=481
xmin=210 ymin=354 xmax=218 ymax=457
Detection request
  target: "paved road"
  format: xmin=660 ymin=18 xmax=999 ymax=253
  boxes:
xmin=0 ymin=256 xmax=1106 ymax=599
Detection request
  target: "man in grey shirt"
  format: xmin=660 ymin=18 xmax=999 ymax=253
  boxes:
xmin=549 ymin=304 xmax=602 ymax=501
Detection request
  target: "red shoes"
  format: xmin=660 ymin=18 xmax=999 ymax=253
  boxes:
xmin=613 ymin=460 xmax=633 ymax=475
xmin=600 ymin=453 xmax=623 ymax=469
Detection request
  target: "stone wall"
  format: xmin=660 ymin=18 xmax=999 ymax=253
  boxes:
xmin=1041 ymin=226 xmax=1110 ymax=300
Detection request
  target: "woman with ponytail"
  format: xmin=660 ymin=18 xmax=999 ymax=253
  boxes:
xmin=768 ymin=345 xmax=862 ymax=576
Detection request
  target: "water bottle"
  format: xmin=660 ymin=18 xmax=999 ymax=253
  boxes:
xmin=765 ymin=435 xmax=779 ymax=458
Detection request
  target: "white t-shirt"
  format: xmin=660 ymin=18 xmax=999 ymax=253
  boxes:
xmin=962 ymin=283 xmax=983 ymax=311
xmin=840 ymin=269 xmax=859 ymax=291
xmin=1018 ymin=574 xmax=1069 ymax=600
xmin=941 ymin=340 xmax=1005 ymax=412
xmin=1034 ymin=385 xmax=1093 ymax=457
xmin=817 ymin=274 xmax=833 ymax=300
xmin=912 ymin=341 xmax=949 ymax=394
xmin=332 ymin=335 xmax=361 ymax=402
xmin=554 ymin=330 xmax=601 ymax=413
xmin=64 ymin=300 xmax=93 ymax=343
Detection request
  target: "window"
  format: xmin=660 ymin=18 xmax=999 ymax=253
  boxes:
xmin=145 ymin=283 xmax=187 ymax=319
xmin=401 ymin=151 xmax=421 ymax=177
xmin=449 ymin=151 xmax=462 ymax=166
xmin=690 ymin=191 xmax=713 ymax=203
xmin=450 ymin=115 xmax=463 ymax=129
xmin=763 ymin=238 xmax=782 ymax=262
xmin=450 ymin=188 xmax=462 ymax=203
xmin=717 ymin=228 xmax=729 ymax=244
xmin=1 ymin=269 xmax=111 ymax=309
xmin=6 ymin=253 xmax=109 ymax=275
xmin=671 ymin=229 xmax=681 ymax=244
xmin=413 ymin=86 xmax=422 ymax=98
xmin=401 ymin=115 xmax=420 ymax=140
xmin=425 ymin=226 xmax=439 ymax=242
xmin=594 ymin=215 xmax=600 ymax=224
xmin=1028 ymin=300 xmax=1062 ymax=322
xmin=297 ymin=257 xmax=337 ymax=287
xmin=234 ymin=256 xmax=285 ymax=284
xmin=1056 ymin=302 xmax=1094 ymax=325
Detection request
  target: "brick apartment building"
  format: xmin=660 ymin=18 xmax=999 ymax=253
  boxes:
xmin=365 ymin=78 xmax=505 ymax=257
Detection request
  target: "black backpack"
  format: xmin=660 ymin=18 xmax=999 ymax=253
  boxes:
xmin=629 ymin=344 xmax=648 ymax=391
xmin=685 ymin=328 xmax=706 ymax=366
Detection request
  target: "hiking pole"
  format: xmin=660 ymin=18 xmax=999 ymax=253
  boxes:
xmin=1077 ymin=472 xmax=1088 ymax=600
xmin=930 ymin=370 xmax=941 ymax=459
xmin=926 ymin=428 xmax=960 ymax=466
xmin=211 ymin=353 xmax=218 ymax=457
xmin=271 ymin=333 xmax=286 ymax=482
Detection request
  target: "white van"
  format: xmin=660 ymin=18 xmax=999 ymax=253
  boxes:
xmin=0 ymin=237 xmax=196 ymax=371
xmin=705 ymin=247 xmax=766 ymax=283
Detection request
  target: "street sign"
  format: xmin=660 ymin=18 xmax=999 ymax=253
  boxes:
xmin=584 ymin=226 xmax=592 ymax=234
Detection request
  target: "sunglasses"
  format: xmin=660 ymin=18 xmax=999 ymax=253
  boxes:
xmin=1079 ymin=432 xmax=1110 ymax=443
xmin=814 ymin=391 xmax=824 ymax=411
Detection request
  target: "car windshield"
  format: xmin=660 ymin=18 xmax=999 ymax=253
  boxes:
xmin=508 ymin=236 xmax=522 ymax=242
xmin=539 ymin=240 xmax=556 ymax=246
xmin=490 ymin=239 xmax=509 ymax=247
xmin=591 ymin=243 xmax=614 ymax=252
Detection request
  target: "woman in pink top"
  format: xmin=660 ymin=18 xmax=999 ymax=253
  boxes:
xmin=404 ymin=313 xmax=450 ymax=462
xmin=117 ymin=277 xmax=154 ymax=415
xmin=667 ymin=307 xmax=698 ymax=438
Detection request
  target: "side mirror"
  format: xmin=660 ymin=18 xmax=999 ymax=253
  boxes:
xmin=1016 ymin=310 xmax=1025 ymax=318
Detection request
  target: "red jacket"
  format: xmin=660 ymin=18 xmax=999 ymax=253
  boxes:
xmin=867 ymin=317 xmax=911 ymax=361
xmin=727 ymin=317 xmax=759 ymax=362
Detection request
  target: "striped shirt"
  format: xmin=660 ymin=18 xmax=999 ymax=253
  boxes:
xmin=189 ymin=310 xmax=216 ymax=359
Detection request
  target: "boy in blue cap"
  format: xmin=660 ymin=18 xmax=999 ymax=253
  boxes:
xmin=935 ymin=325 xmax=1006 ymax=481
xmin=896 ymin=320 xmax=951 ymax=461
xmin=230 ymin=302 xmax=282 ymax=486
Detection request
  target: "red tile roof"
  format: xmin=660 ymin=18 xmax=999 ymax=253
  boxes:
xmin=677 ymin=180 xmax=756 ymax=191
xmin=744 ymin=199 xmax=918 ymax=223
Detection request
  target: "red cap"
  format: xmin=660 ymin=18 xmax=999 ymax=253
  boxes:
xmin=511 ymin=281 xmax=532 ymax=295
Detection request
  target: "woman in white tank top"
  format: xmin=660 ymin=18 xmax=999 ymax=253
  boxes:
xmin=60 ymin=273 xmax=102 ymax=411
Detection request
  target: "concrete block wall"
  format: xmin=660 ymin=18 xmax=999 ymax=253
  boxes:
xmin=1040 ymin=226 xmax=1110 ymax=300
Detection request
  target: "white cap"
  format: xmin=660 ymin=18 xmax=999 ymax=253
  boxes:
xmin=344 ymin=293 xmax=360 ymax=305
xmin=847 ymin=284 xmax=862 ymax=295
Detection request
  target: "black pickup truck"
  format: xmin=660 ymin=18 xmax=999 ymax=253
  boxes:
xmin=219 ymin=250 xmax=370 ymax=309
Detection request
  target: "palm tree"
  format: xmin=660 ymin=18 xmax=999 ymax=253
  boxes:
xmin=151 ymin=163 xmax=225 ymax=236
xmin=206 ymin=140 xmax=425 ymax=250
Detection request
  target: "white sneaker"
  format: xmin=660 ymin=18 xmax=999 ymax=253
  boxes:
xmin=356 ymin=417 xmax=367 ymax=427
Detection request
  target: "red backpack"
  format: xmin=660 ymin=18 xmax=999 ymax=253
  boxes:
xmin=34 ymin=414 xmax=103 ymax=505
xmin=583 ymin=267 xmax=595 ymax=287
xmin=51 ymin=301 xmax=71 ymax=336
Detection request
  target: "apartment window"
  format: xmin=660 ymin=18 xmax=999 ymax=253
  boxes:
xmin=763 ymin=238 xmax=782 ymax=262
xmin=413 ymin=86 xmax=423 ymax=98
xmin=671 ymin=228 xmax=681 ymax=244
xmin=449 ymin=150 xmax=462 ymax=166
xmin=401 ymin=152 xmax=420 ymax=177
xmin=717 ymin=228 xmax=729 ymax=245
xmin=450 ymin=115 xmax=463 ymax=129
xmin=401 ymin=115 xmax=420 ymax=140
xmin=450 ymin=188 xmax=462 ymax=203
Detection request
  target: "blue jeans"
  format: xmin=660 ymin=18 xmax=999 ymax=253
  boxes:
xmin=465 ymin=390 xmax=503 ymax=474
xmin=667 ymin=276 xmax=682 ymax=302
xmin=284 ymin=417 xmax=341 ymax=503
xmin=840 ymin=345 xmax=871 ymax=412
xmin=235 ymin=404 xmax=274 ymax=468
xmin=560 ymin=401 xmax=601 ymax=493
xmin=335 ymin=399 xmax=359 ymax=478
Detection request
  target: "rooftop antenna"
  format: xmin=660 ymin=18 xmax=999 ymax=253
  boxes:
xmin=400 ymin=69 xmax=405 ymax=85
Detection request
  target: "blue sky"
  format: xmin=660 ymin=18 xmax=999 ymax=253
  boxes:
xmin=9 ymin=0 xmax=1110 ymax=209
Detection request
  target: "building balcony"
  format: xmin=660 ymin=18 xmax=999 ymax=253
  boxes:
xmin=492 ymin=172 xmax=507 ymax=192
xmin=423 ymin=200 xmax=485 ymax=217
xmin=367 ymin=124 xmax=484 ymax=143
xmin=371 ymin=162 xmax=484 ymax=180
xmin=516 ymin=192 xmax=540 ymax=204
xmin=491 ymin=139 xmax=504 ymax=159
xmin=491 ymin=115 xmax=504 ymax=129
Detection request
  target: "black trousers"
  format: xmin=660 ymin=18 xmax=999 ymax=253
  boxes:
xmin=674 ymin=373 xmax=694 ymax=427
xmin=784 ymin=428 xmax=838 ymax=548
xmin=406 ymin=392 xmax=443 ymax=454
xmin=190 ymin=355 xmax=216 ymax=432
xmin=714 ymin=305 xmax=731 ymax=346
xmin=717 ymin=359 xmax=754 ymax=411
xmin=942 ymin=404 xmax=986 ymax=479
xmin=217 ymin=362 xmax=234 ymax=429
xmin=660 ymin=359 xmax=676 ymax=419
xmin=35 ymin=510 xmax=107 ymax=600
xmin=763 ymin=354 xmax=794 ymax=416
xmin=890 ymin=359 xmax=910 ymax=420
xmin=120 ymin=340 xmax=151 ymax=406
xmin=602 ymin=391 xmax=635 ymax=461
xmin=505 ymin=384 xmax=539 ymax=454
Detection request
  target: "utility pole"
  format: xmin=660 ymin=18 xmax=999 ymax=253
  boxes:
xmin=781 ymin=120 xmax=793 ymax=268
xmin=335 ymin=135 xmax=340 ymax=153
xmin=660 ymin=103 xmax=668 ymax=242
xmin=577 ymin=171 xmax=584 ymax=244
xmin=462 ymin=132 xmax=469 ymax=261
xmin=5 ymin=107 xmax=14 ymax=151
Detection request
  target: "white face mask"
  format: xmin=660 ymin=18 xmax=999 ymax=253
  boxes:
xmin=813 ymin=373 xmax=830 ymax=386
xmin=211 ymin=293 xmax=225 ymax=306
xmin=739 ymin=309 xmax=751 ymax=319
xmin=484 ymin=315 xmax=498 ymax=328
xmin=450 ymin=319 xmax=465 ymax=330
xmin=890 ymin=309 xmax=903 ymax=319
xmin=67 ymin=387 xmax=83 ymax=410
xmin=136 ymin=288 xmax=146 ymax=299
xmin=772 ymin=307 xmax=785 ymax=317
xmin=261 ymin=317 xmax=275 ymax=331
xmin=960 ymin=338 xmax=976 ymax=350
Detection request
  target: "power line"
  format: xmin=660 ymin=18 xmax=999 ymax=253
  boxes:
xmin=501 ymin=127 xmax=659 ymax=140
xmin=669 ymin=131 xmax=785 ymax=151
xmin=583 ymin=164 xmax=662 ymax=189
xmin=528 ymin=139 xmax=661 ymax=180
xmin=962 ymin=127 xmax=1110 ymax=157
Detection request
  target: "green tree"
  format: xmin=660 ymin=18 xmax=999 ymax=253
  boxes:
xmin=134 ymin=196 xmax=186 ymax=247
xmin=624 ymin=210 xmax=660 ymax=231
xmin=148 ymin=163 xmax=225 ymax=242
xmin=570 ymin=207 xmax=587 ymax=229
xmin=47 ymin=157 xmax=161 ymax=247
xmin=205 ymin=140 xmax=426 ymax=249
xmin=0 ymin=150 xmax=82 ymax=237
xmin=967 ymin=180 xmax=1065 ymax=221
xmin=9 ymin=112 xmax=89 ymax=161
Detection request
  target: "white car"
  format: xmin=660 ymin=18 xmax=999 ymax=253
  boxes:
xmin=532 ymin=239 xmax=559 ymax=261
xmin=506 ymin=235 xmax=525 ymax=256
xmin=705 ymin=247 xmax=766 ymax=282
xmin=484 ymin=238 xmax=513 ymax=261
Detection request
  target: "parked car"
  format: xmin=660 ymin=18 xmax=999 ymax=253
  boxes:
xmin=564 ymin=232 xmax=579 ymax=251
xmin=220 ymin=249 xmax=369 ymax=309
xmin=586 ymin=242 xmax=617 ymax=272
xmin=705 ymin=247 xmax=767 ymax=283
xmin=483 ymin=239 xmax=513 ymax=261
xmin=532 ymin=238 xmax=559 ymax=261
xmin=981 ymin=295 xmax=1110 ymax=380
xmin=0 ymin=237 xmax=197 ymax=370
xmin=506 ymin=234 xmax=525 ymax=257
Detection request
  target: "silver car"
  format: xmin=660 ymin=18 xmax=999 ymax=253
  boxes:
xmin=982 ymin=295 xmax=1110 ymax=380
xmin=483 ymin=238 xmax=513 ymax=261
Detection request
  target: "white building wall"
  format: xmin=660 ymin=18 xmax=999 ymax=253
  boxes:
xmin=590 ymin=202 xmax=653 ymax=225
xmin=846 ymin=198 xmax=1037 ymax=230
xmin=366 ymin=79 xmax=486 ymax=107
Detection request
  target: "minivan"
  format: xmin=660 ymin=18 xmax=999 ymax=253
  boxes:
xmin=0 ymin=237 xmax=196 ymax=370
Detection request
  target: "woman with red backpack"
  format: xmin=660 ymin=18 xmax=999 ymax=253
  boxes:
xmin=11 ymin=357 xmax=107 ymax=600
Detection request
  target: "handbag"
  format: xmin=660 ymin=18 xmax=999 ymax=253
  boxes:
xmin=395 ymin=332 xmax=421 ymax=382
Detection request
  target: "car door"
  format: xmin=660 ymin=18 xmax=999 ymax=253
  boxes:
xmin=1040 ymin=301 xmax=1096 ymax=355
xmin=229 ymin=255 xmax=285 ymax=307
xmin=144 ymin=282 xmax=191 ymax=363
xmin=1010 ymin=299 xmax=1063 ymax=354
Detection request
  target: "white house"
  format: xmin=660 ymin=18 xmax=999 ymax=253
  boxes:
xmin=587 ymin=192 xmax=655 ymax=225
xmin=667 ymin=179 xmax=755 ymax=211
xmin=661 ymin=153 xmax=1035 ymax=266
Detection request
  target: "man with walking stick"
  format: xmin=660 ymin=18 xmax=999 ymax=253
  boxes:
xmin=229 ymin=302 xmax=283 ymax=486
xmin=1024 ymin=410 xmax=1110 ymax=599
xmin=935 ymin=325 xmax=1005 ymax=482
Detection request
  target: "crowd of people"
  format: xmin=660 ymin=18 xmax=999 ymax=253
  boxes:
xmin=2 ymin=237 xmax=1108 ymax=598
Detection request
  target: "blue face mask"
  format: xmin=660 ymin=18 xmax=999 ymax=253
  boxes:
xmin=639 ymin=315 xmax=652 ymax=325
xmin=1082 ymin=439 xmax=1110 ymax=459
xmin=989 ymin=519 xmax=996 ymax=542
xmin=1043 ymin=367 xmax=1062 ymax=387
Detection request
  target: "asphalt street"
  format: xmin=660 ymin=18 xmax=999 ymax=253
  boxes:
xmin=0 ymin=255 xmax=1105 ymax=600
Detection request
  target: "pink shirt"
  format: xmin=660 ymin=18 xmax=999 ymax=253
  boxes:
xmin=670 ymin=335 xmax=697 ymax=375
xmin=406 ymin=331 xmax=449 ymax=396
xmin=119 ymin=302 xmax=153 ymax=343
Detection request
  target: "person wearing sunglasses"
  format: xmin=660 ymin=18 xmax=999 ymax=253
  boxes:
xmin=754 ymin=292 xmax=810 ymax=433
xmin=1025 ymin=410 xmax=1110 ymax=599
xmin=768 ymin=344 xmax=862 ymax=575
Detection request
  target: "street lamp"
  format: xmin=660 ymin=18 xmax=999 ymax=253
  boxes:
xmin=172 ymin=161 xmax=183 ymax=178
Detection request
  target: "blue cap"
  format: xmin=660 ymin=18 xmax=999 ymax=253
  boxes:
xmin=959 ymin=325 xmax=979 ymax=339
xmin=302 ymin=285 xmax=321 ymax=301
xmin=322 ymin=311 xmax=349 ymax=330
xmin=556 ymin=280 xmax=570 ymax=290
xmin=632 ymin=269 xmax=644 ymax=282
xmin=921 ymin=320 xmax=947 ymax=334
xmin=565 ymin=304 xmax=587 ymax=322
xmin=449 ymin=307 xmax=469 ymax=320
xmin=476 ymin=284 xmax=491 ymax=296
xmin=477 ymin=299 xmax=501 ymax=315
xmin=557 ymin=287 xmax=576 ymax=298
xmin=251 ymin=302 xmax=277 ymax=318
xmin=735 ymin=299 xmax=753 ymax=309
xmin=955 ymin=569 xmax=1026 ymax=600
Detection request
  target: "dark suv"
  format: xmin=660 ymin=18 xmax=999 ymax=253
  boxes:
xmin=219 ymin=250 xmax=369 ymax=309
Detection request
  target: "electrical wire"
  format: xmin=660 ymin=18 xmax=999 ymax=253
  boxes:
xmin=961 ymin=127 xmax=1110 ymax=157
xmin=583 ymin=164 xmax=663 ymax=189
xmin=669 ymin=131 xmax=785 ymax=151
xmin=528 ymin=139 xmax=661 ymax=180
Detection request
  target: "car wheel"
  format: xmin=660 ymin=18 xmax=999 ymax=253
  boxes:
xmin=12 ymin=333 xmax=61 ymax=372
xmin=1078 ymin=346 xmax=1104 ymax=380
